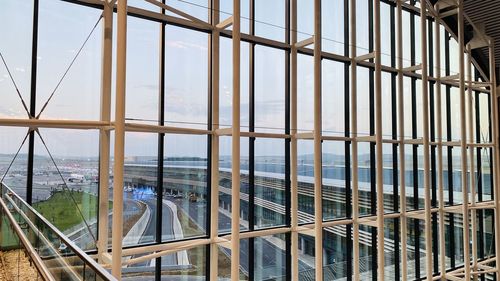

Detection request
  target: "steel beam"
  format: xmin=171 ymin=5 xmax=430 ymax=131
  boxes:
xmin=97 ymin=0 xmax=113 ymax=263
xmin=111 ymin=0 xmax=127 ymax=278
xmin=230 ymin=0 xmax=241 ymax=279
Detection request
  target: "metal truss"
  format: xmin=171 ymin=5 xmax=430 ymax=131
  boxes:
xmin=1 ymin=0 xmax=500 ymax=280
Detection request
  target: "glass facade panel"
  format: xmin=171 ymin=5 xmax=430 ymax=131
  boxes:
xmin=0 ymin=0 xmax=497 ymax=280
xmin=37 ymin=0 xmax=101 ymax=120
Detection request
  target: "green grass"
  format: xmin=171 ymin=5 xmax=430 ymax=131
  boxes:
xmin=33 ymin=190 xmax=110 ymax=231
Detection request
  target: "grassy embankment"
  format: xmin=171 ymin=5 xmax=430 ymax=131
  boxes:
xmin=34 ymin=190 xmax=112 ymax=231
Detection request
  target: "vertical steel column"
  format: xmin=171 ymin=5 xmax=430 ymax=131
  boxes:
xmin=313 ymin=0 xmax=323 ymax=280
xmin=457 ymin=1 xmax=471 ymax=279
xmin=433 ymin=5 xmax=446 ymax=277
xmin=290 ymin=0 xmax=299 ymax=279
xmin=210 ymin=0 xmax=220 ymax=280
xmin=97 ymin=0 xmax=113 ymax=263
xmin=373 ymin=0 xmax=384 ymax=279
xmin=488 ymin=39 xmax=500 ymax=280
xmin=396 ymin=1 xmax=408 ymax=279
xmin=27 ymin=0 xmax=39 ymax=205
xmin=111 ymin=0 xmax=127 ymax=278
xmin=155 ymin=2 xmax=166 ymax=279
xmin=467 ymin=44 xmax=478 ymax=281
xmin=349 ymin=0 xmax=360 ymax=279
xmin=230 ymin=0 xmax=241 ymax=280
xmin=419 ymin=3 xmax=433 ymax=280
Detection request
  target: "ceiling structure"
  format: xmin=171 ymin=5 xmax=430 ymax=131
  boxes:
xmin=464 ymin=0 xmax=500 ymax=71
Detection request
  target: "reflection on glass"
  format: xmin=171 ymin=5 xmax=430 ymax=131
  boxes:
xmin=297 ymin=140 xmax=314 ymax=223
xmin=123 ymin=132 xmax=158 ymax=246
xmin=358 ymin=225 xmax=374 ymax=279
xmin=33 ymin=129 xmax=99 ymax=250
xmin=357 ymin=67 xmax=370 ymax=136
xmin=384 ymin=219 xmax=399 ymax=279
xmin=0 ymin=127 xmax=29 ymax=200
xmin=219 ymin=137 xmax=249 ymax=233
xmin=255 ymin=46 xmax=285 ymax=133
xmin=298 ymin=233 xmax=315 ymax=280
xmin=126 ymin=16 xmax=159 ymax=124
xmin=254 ymin=138 xmax=285 ymax=229
xmin=0 ymin=1 xmax=33 ymax=119
xmin=254 ymin=234 xmax=287 ymax=280
xmin=322 ymin=0 xmax=344 ymax=55
xmin=165 ymin=25 xmax=208 ymax=129
xmin=163 ymin=134 xmax=207 ymax=240
xmin=255 ymin=0 xmax=285 ymax=42
xmin=323 ymin=227 xmax=347 ymax=280
xmin=218 ymin=239 xmax=249 ymax=281
xmin=322 ymin=60 xmax=344 ymax=136
xmin=322 ymin=141 xmax=346 ymax=220
xmin=161 ymin=246 xmax=207 ymax=279
xmin=219 ymin=38 xmax=250 ymax=129
xmin=37 ymin=0 xmax=101 ymax=120
xmin=358 ymin=142 xmax=371 ymax=216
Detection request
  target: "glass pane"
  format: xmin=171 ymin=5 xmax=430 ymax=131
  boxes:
xmin=123 ymin=132 xmax=158 ymax=246
xmin=126 ymin=16 xmax=159 ymax=124
xmin=323 ymin=226 xmax=348 ymax=280
xmin=165 ymin=25 xmax=208 ymax=129
xmin=219 ymin=137 xmax=249 ymax=233
xmin=254 ymin=138 xmax=285 ymax=229
xmin=0 ymin=127 xmax=29 ymax=200
xmin=322 ymin=0 xmax=344 ymax=55
xmin=255 ymin=45 xmax=285 ymax=133
xmin=161 ymin=246 xmax=207 ymax=279
xmin=0 ymin=0 xmax=33 ymax=119
xmin=33 ymin=129 xmax=99 ymax=250
xmin=37 ymin=0 xmax=101 ymax=120
xmin=298 ymin=140 xmax=314 ymax=223
xmin=322 ymin=60 xmax=345 ymax=137
xmin=254 ymin=234 xmax=287 ymax=280
xmin=298 ymin=233 xmax=315 ymax=280
xmin=255 ymin=0 xmax=285 ymax=42
xmin=322 ymin=141 xmax=347 ymax=220
xmin=163 ymin=134 xmax=208 ymax=240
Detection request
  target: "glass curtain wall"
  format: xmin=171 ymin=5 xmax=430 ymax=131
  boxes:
xmin=0 ymin=0 xmax=496 ymax=280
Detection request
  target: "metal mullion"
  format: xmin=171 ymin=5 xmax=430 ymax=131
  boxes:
xmin=367 ymin=1 xmax=377 ymax=278
xmin=409 ymin=1 xmax=421 ymax=278
xmin=428 ymin=16 xmax=440 ymax=276
xmin=284 ymin=0 xmax=292 ymax=280
xmin=349 ymin=0 xmax=360 ymax=279
xmin=474 ymin=70 xmax=486 ymax=277
xmin=27 ymin=0 xmax=39 ymax=205
xmin=209 ymin=0 xmax=221 ymax=278
xmin=248 ymin=0 xmax=255 ymax=280
xmin=390 ymin=1 xmax=400 ymax=278
xmin=444 ymin=29 xmax=456 ymax=269
xmin=396 ymin=0 xmax=408 ymax=279
xmin=343 ymin=0 xmax=352 ymax=279
xmin=206 ymin=0 xmax=213 ymax=276
xmin=373 ymin=0 xmax=385 ymax=279
xmin=155 ymin=4 xmax=166 ymax=279
xmin=290 ymin=0 xmax=299 ymax=278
